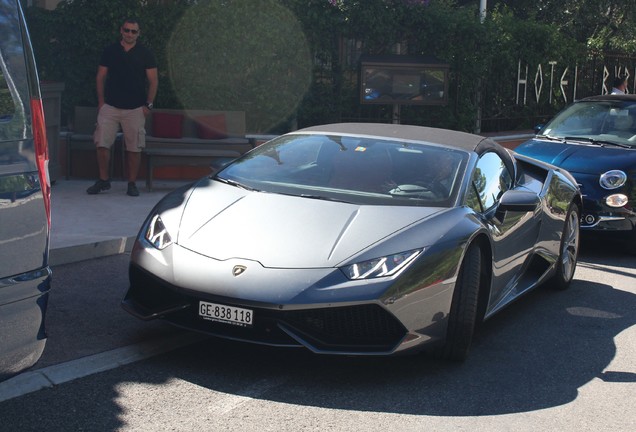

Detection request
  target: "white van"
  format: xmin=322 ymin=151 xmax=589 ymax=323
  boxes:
xmin=0 ymin=0 xmax=52 ymax=380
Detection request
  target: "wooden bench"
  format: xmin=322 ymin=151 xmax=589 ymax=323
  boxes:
xmin=65 ymin=106 xmax=254 ymax=187
xmin=143 ymin=109 xmax=253 ymax=189
xmin=144 ymin=147 xmax=241 ymax=190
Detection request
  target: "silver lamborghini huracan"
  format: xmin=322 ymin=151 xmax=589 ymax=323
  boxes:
xmin=122 ymin=123 xmax=582 ymax=361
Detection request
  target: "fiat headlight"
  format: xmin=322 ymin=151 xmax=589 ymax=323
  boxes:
xmin=342 ymin=249 xmax=422 ymax=280
xmin=599 ymin=170 xmax=627 ymax=190
xmin=605 ymin=194 xmax=629 ymax=208
xmin=145 ymin=214 xmax=173 ymax=250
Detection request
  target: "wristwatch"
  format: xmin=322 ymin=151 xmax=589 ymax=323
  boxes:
xmin=145 ymin=102 xmax=153 ymax=110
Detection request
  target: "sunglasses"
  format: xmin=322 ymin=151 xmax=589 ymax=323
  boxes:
xmin=122 ymin=28 xmax=139 ymax=34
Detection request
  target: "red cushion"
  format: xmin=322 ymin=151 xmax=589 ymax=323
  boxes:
xmin=152 ymin=112 xmax=183 ymax=138
xmin=195 ymin=115 xmax=228 ymax=139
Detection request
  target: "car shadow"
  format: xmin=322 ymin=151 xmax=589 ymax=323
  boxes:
xmin=578 ymin=233 xmax=636 ymax=265
xmin=116 ymin=237 xmax=634 ymax=417
xmin=150 ymin=276 xmax=633 ymax=416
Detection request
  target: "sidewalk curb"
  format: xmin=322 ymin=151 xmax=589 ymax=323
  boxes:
xmin=49 ymin=236 xmax=136 ymax=266
xmin=0 ymin=332 xmax=208 ymax=403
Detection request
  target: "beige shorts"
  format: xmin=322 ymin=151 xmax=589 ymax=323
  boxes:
xmin=94 ymin=104 xmax=146 ymax=152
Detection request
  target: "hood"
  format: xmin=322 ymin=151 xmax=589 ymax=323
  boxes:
xmin=516 ymin=138 xmax=636 ymax=174
xmin=174 ymin=181 xmax=443 ymax=268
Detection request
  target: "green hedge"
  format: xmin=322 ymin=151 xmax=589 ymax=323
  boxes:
xmin=26 ymin=0 xmax=189 ymax=127
xmin=26 ymin=0 xmax=584 ymax=133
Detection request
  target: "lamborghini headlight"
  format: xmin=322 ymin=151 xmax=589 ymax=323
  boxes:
xmin=145 ymin=214 xmax=173 ymax=250
xmin=342 ymin=249 xmax=422 ymax=280
xmin=599 ymin=170 xmax=627 ymax=190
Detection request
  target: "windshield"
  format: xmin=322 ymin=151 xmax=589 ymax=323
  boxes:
xmin=541 ymin=100 xmax=636 ymax=148
xmin=216 ymin=133 xmax=468 ymax=207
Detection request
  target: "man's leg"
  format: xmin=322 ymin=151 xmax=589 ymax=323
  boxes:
xmin=126 ymin=150 xmax=140 ymax=183
xmin=86 ymin=146 xmax=112 ymax=194
xmin=121 ymin=107 xmax=146 ymax=196
xmin=87 ymin=105 xmax=119 ymax=194
xmin=96 ymin=146 xmax=111 ymax=181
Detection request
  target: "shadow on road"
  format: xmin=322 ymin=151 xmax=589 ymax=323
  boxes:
xmin=1 ymin=237 xmax=633 ymax=429
xmin=153 ymin=270 xmax=634 ymax=417
xmin=150 ymin=237 xmax=635 ymax=416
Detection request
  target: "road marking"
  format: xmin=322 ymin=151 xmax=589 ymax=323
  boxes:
xmin=0 ymin=332 xmax=207 ymax=403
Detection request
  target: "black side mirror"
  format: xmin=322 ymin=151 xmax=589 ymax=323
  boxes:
xmin=498 ymin=190 xmax=540 ymax=212
xmin=493 ymin=190 xmax=540 ymax=224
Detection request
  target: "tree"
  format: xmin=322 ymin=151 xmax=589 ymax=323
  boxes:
xmin=468 ymin=0 xmax=636 ymax=53
xmin=167 ymin=0 xmax=312 ymax=132
xmin=26 ymin=0 xmax=191 ymax=124
xmin=26 ymin=0 xmax=604 ymax=133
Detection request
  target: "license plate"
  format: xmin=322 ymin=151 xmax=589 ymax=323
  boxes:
xmin=198 ymin=301 xmax=253 ymax=327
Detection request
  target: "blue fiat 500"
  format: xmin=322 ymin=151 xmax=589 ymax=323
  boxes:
xmin=515 ymin=94 xmax=636 ymax=254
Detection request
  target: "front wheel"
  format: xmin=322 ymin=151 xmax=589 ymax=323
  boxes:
xmin=551 ymin=203 xmax=580 ymax=290
xmin=437 ymin=244 xmax=482 ymax=361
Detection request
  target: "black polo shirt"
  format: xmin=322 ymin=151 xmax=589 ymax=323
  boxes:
xmin=100 ymin=41 xmax=157 ymax=109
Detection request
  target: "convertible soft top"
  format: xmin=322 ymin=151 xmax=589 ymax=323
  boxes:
xmin=295 ymin=123 xmax=513 ymax=180
xmin=297 ymin=123 xmax=491 ymax=151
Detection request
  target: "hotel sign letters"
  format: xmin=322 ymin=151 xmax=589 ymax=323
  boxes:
xmin=516 ymin=60 xmax=634 ymax=106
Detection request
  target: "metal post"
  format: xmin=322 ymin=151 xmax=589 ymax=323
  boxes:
xmin=393 ymin=104 xmax=400 ymax=125
xmin=475 ymin=0 xmax=487 ymax=133
xmin=480 ymin=0 xmax=487 ymax=23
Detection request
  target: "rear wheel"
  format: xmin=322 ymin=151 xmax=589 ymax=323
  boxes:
xmin=438 ymin=244 xmax=482 ymax=361
xmin=551 ymin=203 xmax=580 ymax=290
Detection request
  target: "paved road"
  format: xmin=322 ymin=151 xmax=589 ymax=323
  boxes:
xmin=0 ymin=237 xmax=634 ymax=431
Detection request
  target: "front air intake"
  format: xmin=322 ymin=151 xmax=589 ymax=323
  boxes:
xmin=281 ymin=304 xmax=406 ymax=352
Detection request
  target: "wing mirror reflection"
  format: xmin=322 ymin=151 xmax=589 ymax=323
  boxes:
xmin=494 ymin=190 xmax=540 ymax=224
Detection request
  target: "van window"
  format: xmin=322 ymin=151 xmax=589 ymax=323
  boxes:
xmin=0 ymin=70 xmax=15 ymax=122
xmin=0 ymin=0 xmax=29 ymax=142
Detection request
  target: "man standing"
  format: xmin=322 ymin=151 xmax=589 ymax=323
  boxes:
xmin=87 ymin=18 xmax=158 ymax=196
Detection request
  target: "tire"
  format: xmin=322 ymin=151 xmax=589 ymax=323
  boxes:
xmin=438 ymin=244 xmax=482 ymax=361
xmin=551 ymin=203 xmax=580 ymax=290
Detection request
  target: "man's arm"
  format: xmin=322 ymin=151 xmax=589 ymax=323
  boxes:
xmin=145 ymin=67 xmax=158 ymax=107
xmin=96 ymin=65 xmax=108 ymax=109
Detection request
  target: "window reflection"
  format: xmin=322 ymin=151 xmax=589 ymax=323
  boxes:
xmin=467 ymin=152 xmax=512 ymax=212
xmin=219 ymin=134 xmax=468 ymax=207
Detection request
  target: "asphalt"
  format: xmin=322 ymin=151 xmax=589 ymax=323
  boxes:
xmin=50 ymin=178 xmax=192 ymax=266
xmin=0 ymin=178 xmax=199 ymax=403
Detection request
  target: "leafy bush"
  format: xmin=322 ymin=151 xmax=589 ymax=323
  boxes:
xmin=26 ymin=0 xmax=189 ymax=126
xmin=26 ymin=0 xmax=585 ymax=132
xmin=166 ymin=0 xmax=312 ymax=132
